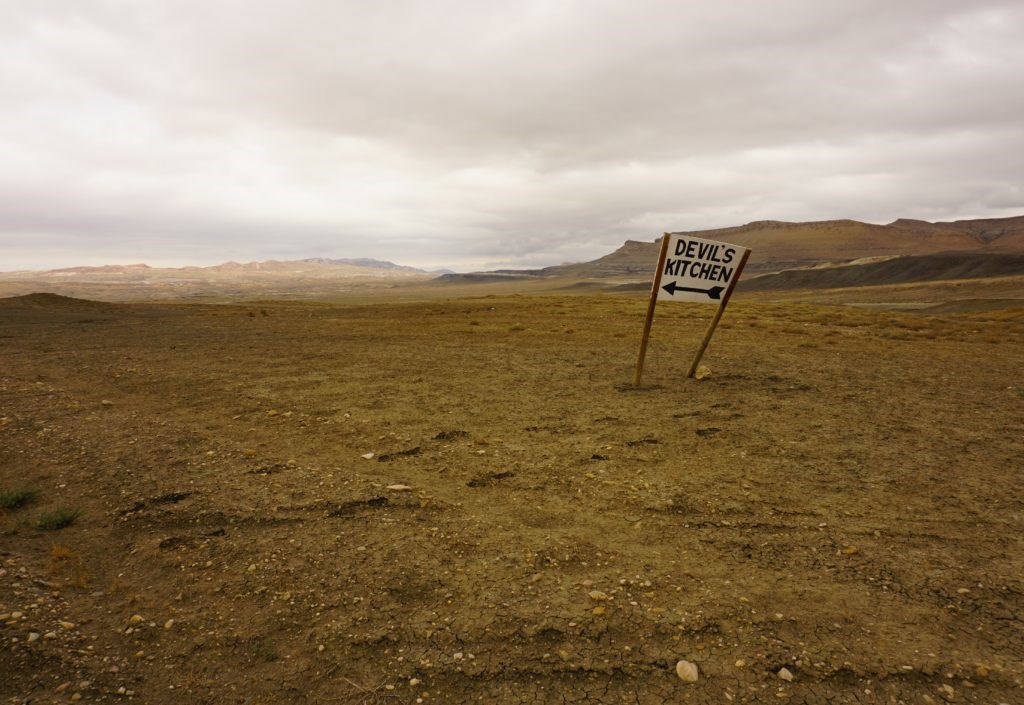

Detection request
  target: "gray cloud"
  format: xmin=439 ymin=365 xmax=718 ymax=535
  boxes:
xmin=2 ymin=0 xmax=1023 ymax=270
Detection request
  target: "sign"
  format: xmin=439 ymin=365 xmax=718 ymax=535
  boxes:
xmin=657 ymin=235 xmax=749 ymax=304
xmin=634 ymin=233 xmax=751 ymax=386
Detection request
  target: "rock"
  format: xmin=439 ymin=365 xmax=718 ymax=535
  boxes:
xmin=694 ymin=365 xmax=712 ymax=380
xmin=734 ymin=659 xmax=746 ymax=667
xmin=164 ymin=619 xmax=174 ymax=629
xmin=247 ymin=563 xmax=257 ymax=572
xmin=938 ymin=684 xmax=955 ymax=701
xmin=409 ymin=678 xmax=421 ymax=687
xmin=59 ymin=621 xmax=75 ymax=630
xmin=675 ymin=659 xmax=699 ymax=683
xmin=128 ymin=614 xmax=144 ymax=624
xmin=101 ymin=400 xmax=114 ymax=407
xmin=386 ymin=484 xmax=413 ymax=492
xmin=43 ymin=632 xmax=57 ymax=639
xmin=777 ymin=667 xmax=794 ymax=682
xmin=587 ymin=590 xmax=610 ymax=601
xmin=361 ymin=453 xmax=374 ymax=460
xmin=27 ymin=632 xmax=40 ymax=643
xmin=592 ymin=606 xmax=606 ymax=616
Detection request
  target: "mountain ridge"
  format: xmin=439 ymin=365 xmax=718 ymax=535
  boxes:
xmin=438 ymin=214 xmax=1024 ymax=284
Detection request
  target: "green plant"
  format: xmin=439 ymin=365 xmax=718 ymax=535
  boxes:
xmin=36 ymin=508 xmax=81 ymax=531
xmin=0 ymin=488 xmax=38 ymax=510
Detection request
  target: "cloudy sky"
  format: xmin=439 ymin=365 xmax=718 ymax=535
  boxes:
xmin=2 ymin=0 xmax=1023 ymax=271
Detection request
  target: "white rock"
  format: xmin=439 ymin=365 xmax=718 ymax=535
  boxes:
xmin=675 ymin=660 xmax=699 ymax=682
xmin=386 ymin=484 xmax=413 ymax=491
xmin=361 ymin=453 xmax=374 ymax=460
xmin=777 ymin=667 xmax=794 ymax=682
xmin=27 ymin=632 xmax=40 ymax=643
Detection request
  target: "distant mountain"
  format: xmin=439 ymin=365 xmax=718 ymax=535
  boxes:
xmin=438 ymin=215 xmax=1024 ymax=284
xmin=5 ymin=257 xmax=430 ymax=277
xmin=0 ymin=257 xmax=435 ymax=300
xmin=298 ymin=257 xmax=425 ymax=273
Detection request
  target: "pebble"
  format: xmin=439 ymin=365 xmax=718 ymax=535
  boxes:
xmin=734 ymin=659 xmax=746 ymax=668
xmin=59 ymin=621 xmax=75 ymax=630
xmin=675 ymin=660 xmax=699 ymax=683
xmin=128 ymin=614 xmax=144 ymax=624
xmin=164 ymin=619 xmax=175 ymax=629
xmin=409 ymin=678 xmax=421 ymax=687
xmin=44 ymin=632 xmax=57 ymax=639
xmin=361 ymin=453 xmax=374 ymax=460
xmin=27 ymin=632 xmax=40 ymax=643
xmin=587 ymin=590 xmax=610 ymax=601
xmin=386 ymin=484 xmax=413 ymax=491
xmin=777 ymin=667 xmax=794 ymax=682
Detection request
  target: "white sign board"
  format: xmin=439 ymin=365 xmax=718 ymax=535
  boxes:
xmin=657 ymin=234 xmax=750 ymax=304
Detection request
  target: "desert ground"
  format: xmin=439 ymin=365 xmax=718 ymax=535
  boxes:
xmin=1 ymin=288 xmax=1022 ymax=704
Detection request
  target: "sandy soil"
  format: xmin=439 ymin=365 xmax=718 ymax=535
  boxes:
xmin=1 ymin=293 xmax=1022 ymax=704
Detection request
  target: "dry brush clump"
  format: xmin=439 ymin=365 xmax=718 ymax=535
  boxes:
xmin=0 ymin=487 xmax=38 ymax=510
xmin=36 ymin=507 xmax=82 ymax=531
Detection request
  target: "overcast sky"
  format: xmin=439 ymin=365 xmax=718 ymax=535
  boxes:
xmin=2 ymin=1 xmax=1023 ymax=271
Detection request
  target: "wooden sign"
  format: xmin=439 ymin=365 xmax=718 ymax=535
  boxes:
xmin=634 ymin=233 xmax=751 ymax=386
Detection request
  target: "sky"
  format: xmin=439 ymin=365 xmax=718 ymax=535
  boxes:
xmin=2 ymin=1 xmax=1023 ymax=272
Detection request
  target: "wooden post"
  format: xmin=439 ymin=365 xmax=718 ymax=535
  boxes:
xmin=686 ymin=248 xmax=751 ymax=378
xmin=633 ymin=233 xmax=671 ymax=387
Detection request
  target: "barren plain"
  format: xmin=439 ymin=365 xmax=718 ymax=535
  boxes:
xmin=1 ymin=288 xmax=1023 ymax=705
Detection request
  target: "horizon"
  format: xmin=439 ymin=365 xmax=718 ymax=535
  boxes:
xmin=3 ymin=2 xmax=1023 ymax=272
xmin=6 ymin=211 xmax=1024 ymax=275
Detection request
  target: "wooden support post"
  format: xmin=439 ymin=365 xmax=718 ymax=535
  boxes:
xmin=633 ymin=233 xmax=671 ymax=387
xmin=686 ymin=248 xmax=751 ymax=378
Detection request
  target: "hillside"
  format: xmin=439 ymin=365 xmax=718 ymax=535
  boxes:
xmin=439 ymin=215 xmax=1024 ymax=284
xmin=740 ymin=253 xmax=1024 ymax=291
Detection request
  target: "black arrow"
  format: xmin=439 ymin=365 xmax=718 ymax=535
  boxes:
xmin=662 ymin=281 xmax=725 ymax=300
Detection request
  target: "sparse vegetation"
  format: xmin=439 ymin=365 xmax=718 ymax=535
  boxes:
xmin=36 ymin=507 xmax=81 ymax=530
xmin=250 ymin=637 xmax=279 ymax=662
xmin=0 ymin=487 xmax=38 ymax=509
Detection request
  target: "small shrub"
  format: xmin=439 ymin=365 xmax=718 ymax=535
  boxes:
xmin=0 ymin=488 xmax=38 ymax=510
xmin=36 ymin=508 xmax=81 ymax=531
xmin=251 ymin=637 xmax=279 ymax=662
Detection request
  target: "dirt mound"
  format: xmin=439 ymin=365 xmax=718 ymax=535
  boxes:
xmin=0 ymin=292 xmax=123 ymax=310
xmin=740 ymin=253 xmax=1024 ymax=292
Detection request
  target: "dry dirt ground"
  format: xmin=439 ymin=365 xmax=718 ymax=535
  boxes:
xmin=1 ymin=292 xmax=1022 ymax=705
